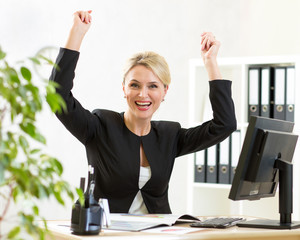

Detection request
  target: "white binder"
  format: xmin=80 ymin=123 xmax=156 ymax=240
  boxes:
xmin=206 ymin=145 xmax=217 ymax=183
xmin=273 ymin=67 xmax=286 ymax=120
xmin=286 ymin=67 xmax=295 ymax=122
xmin=260 ymin=67 xmax=271 ymax=118
xmin=218 ymin=137 xmax=230 ymax=184
xmin=230 ymin=130 xmax=241 ymax=183
xmin=248 ymin=68 xmax=260 ymax=120
xmin=194 ymin=150 xmax=205 ymax=183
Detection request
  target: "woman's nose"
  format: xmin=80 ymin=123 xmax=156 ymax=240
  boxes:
xmin=139 ymin=87 xmax=148 ymax=97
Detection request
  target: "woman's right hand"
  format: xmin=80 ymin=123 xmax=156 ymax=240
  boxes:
xmin=65 ymin=10 xmax=92 ymax=51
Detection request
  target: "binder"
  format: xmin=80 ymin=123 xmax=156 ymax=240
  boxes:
xmin=272 ymin=67 xmax=286 ymax=120
xmin=218 ymin=137 xmax=230 ymax=184
xmin=260 ymin=67 xmax=271 ymax=118
xmin=230 ymin=130 xmax=241 ymax=183
xmin=206 ymin=145 xmax=217 ymax=183
xmin=285 ymin=66 xmax=295 ymax=122
xmin=194 ymin=150 xmax=205 ymax=183
xmin=248 ymin=68 xmax=260 ymax=120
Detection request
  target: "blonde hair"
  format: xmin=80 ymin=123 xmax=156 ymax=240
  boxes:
xmin=123 ymin=51 xmax=171 ymax=87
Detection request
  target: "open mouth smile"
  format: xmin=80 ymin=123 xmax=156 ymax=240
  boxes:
xmin=135 ymin=101 xmax=152 ymax=110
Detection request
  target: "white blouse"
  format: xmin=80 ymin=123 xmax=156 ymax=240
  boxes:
xmin=128 ymin=166 xmax=151 ymax=214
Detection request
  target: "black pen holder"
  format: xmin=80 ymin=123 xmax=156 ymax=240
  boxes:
xmin=71 ymin=201 xmax=103 ymax=235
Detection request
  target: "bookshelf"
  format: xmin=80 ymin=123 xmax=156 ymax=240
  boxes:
xmin=187 ymin=56 xmax=300 ymax=220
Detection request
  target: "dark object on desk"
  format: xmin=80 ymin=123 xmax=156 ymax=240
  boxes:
xmin=71 ymin=166 xmax=103 ymax=235
xmin=229 ymin=116 xmax=300 ymax=229
xmin=190 ymin=217 xmax=244 ymax=229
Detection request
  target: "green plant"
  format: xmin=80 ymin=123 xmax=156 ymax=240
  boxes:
xmin=0 ymin=47 xmax=82 ymax=240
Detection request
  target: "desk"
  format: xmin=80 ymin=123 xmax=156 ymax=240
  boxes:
xmin=46 ymin=219 xmax=300 ymax=240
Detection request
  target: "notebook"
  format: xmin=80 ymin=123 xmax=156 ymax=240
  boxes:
xmin=103 ymin=213 xmax=201 ymax=232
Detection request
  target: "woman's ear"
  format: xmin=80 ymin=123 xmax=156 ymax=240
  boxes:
xmin=163 ymin=85 xmax=169 ymax=98
xmin=122 ymin=82 xmax=126 ymax=96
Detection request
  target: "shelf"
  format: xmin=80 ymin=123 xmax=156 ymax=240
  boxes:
xmin=193 ymin=182 xmax=231 ymax=189
xmin=187 ymin=55 xmax=300 ymax=220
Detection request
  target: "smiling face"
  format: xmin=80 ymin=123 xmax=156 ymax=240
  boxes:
xmin=123 ymin=65 xmax=168 ymax=122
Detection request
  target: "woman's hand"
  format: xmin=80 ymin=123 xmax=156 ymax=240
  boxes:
xmin=201 ymin=32 xmax=220 ymax=63
xmin=65 ymin=10 xmax=93 ymax=51
xmin=200 ymin=32 xmax=222 ymax=80
xmin=72 ymin=10 xmax=92 ymax=34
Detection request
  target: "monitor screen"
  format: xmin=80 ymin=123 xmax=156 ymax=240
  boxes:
xmin=228 ymin=116 xmax=300 ymax=229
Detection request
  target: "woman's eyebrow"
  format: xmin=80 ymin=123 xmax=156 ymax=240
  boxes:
xmin=128 ymin=79 xmax=160 ymax=85
xmin=129 ymin=79 xmax=139 ymax=83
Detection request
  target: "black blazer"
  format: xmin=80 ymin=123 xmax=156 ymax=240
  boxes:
xmin=50 ymin=48 xmax=237 ymax=213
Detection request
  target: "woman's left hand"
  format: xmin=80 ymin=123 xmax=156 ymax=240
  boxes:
xmin=200 ymin=32 xmax=222 ymax=80
xmin=201 ymin=32 xmax=220 ymax=64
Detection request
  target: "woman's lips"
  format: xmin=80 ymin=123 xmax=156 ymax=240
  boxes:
xmin=135 ymin=101 xmax=152 ymax=110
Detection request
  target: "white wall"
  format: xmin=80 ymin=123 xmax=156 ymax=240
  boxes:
xmin=1 ymin=0 xmax=300 ymax=223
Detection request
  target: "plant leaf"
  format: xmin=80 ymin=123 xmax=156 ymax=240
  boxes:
xmin=76 ymin=188 xmax=85 ymax=206
xmin=20 ymin=121 xmax=35 ymax=137
xmin=7 ymin=226 xmax=21 ymax=239
xmin=29 ymin=56 xmax=41 ymax=65
xmin=52 ymin=158 xmax=63 ymax=176
xmin=46 ymin=92 xmax=66 ymax=113
xmin=33 ymin=132 xmax=46 ymax=144
xmin=53 ymin=190 xmax=65 ymax=205
xmin=20 ymin=66 xmax=32 ymax=82
xmin=19 ymin=135 xmax=29 ymax=154
xmin=0 ymin=46 xmax=75 ymax=240
xmin=30 ymin=148 xmax=41 ymax=155
xmin=32 ymin=205 xmax=39 ymax=215
xmin=38 ymin=184 xmax=50 ymax=198
xmin=7 ymin=66 xmax=20 ymax=84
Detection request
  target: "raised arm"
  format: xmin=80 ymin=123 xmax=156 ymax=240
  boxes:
xmin=50 ymin=10 xmax=98 ymax=145
xmin=65 ymin=10 xmax=92 ymax=51
xmin=200 ymin=32 xmax=222 ymax=81
xmin=176 ymin=33 xmax=236 ymax=157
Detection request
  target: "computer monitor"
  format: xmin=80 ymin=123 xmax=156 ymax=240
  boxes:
xmin=229 ymin=116 xmax=300 ymax=229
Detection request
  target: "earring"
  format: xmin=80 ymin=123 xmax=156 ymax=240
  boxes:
xmin=124 ymin=95 xmax=126 ymax=99
xmin=162 ymin=99 xmax=165 ymax=102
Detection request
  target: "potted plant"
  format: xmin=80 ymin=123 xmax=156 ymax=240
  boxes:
xmin=0 ymin=47 xmax=82 ymax=239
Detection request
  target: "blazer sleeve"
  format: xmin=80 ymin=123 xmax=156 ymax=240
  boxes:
xmin=176 ymin=80 xmax=237 ymax=157
xmin=49 ymin=48 xmax=99 ymax=144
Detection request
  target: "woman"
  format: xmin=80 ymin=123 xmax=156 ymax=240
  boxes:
xmin=50 ymin=10 xmax=236 ymax=214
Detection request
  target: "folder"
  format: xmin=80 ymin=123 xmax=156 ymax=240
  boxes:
xmin=260 ymin=67 xmax=271 ymax=118
xmin=248 ymin=68 xmax=260 ymax=120
xmin=285 ymin=66 xmax=295 ymax=122
xmin=218 ymin=137 xmax=230 ymax=184
xmin=230 ymin=130 xmax=241 ymax=183
xmin=272 ymin=67 xmax=286 ymax=120
xmin=206 ymin=145 xmax=217 ymax=183
xmin=194 ymin=151 xmax=205 ymax=183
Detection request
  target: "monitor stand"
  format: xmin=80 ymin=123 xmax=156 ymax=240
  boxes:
xmin=237 ymin=159 xmax=300 ymax=229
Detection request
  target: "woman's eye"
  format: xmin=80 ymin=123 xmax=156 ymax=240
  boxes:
xmin=149 ymin=84 xmax=158 ymax=89
xmin=130 ymin=83 xmax=139 ymax=88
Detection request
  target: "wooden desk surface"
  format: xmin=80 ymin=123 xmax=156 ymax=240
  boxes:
xmin=46 ymin=219 xmax=300 ymax=240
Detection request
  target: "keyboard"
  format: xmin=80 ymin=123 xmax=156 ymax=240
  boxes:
xmin=190 ymin=217 xmax=244 ymax=228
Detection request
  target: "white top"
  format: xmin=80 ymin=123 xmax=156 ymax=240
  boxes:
xmin=128 ymin=166 xmax=151 ymax=214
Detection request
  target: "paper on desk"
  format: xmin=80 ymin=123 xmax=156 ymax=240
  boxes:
xmin=143 ymin=226 xmax=206 ymax=235
xmin=109 ymin=213 xmax=199 ymax=225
